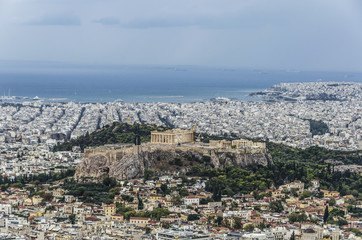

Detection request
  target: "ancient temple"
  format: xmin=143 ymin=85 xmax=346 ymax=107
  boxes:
xmin=151 ymin=129 xmax=193 ymax=144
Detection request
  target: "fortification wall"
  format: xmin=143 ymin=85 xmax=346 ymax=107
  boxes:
xmin=76 ymin=142 xmax=271 ymax=180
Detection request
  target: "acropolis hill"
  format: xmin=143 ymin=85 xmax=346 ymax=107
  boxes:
xmin=75 ymin=129 xmax=270 ymax=180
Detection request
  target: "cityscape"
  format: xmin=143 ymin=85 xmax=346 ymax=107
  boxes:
xmin=0 ymin=0 xmax=361 ymax=239
xmin=0 ymin=82 xmax=361 ymax=239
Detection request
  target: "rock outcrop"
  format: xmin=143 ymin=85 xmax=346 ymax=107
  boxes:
xmin=75 ymin=143 xmax=271 ymax=180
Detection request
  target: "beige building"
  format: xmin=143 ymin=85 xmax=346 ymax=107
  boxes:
xmin=111 ymin=214 xmax=124 ymax=222
xmin=130 ymin=217 xmax=150 ymax=227
xmin=301 ymin=228 xmax=323 ymax=240
xmin=151 ymin=129 xmax=193 ymax=144
xmin=285 ymin=180 xmax=305 ymax=191
xmin=103 ymin=203 xmax=116 ymax=217
xmin=32 ymin=195 xmax=43 ymax=205
xmin=53 ymin=188 xmax=65 ymax=198
xmin=232 ymin=139 xmax=266 ymax=149
xmin=209 ymin=140 xmax=232 ymax=148
xmin=209 ymin=138 xmax=266 ymax=152
xmin=63 ymin=204 xmax=73 ymax=215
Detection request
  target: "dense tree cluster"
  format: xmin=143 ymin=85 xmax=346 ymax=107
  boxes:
xmin=0 ymin=169 xmax=75 ymax=191
xmin=307 ymin=119 xmax=329 ymax=136
xmin=53 ymin=122 xmax=169 ymax=152
xmin=193 ymin=142 xmax=362 ymax=200
xmin=116 ymin=204 xmax=171 ymax=220
xmin=50 ymin=123 xmax=360 ymax=205
xmin=62 ymin=177 xmax=117 ymax=204
xmin=288 ymin=213 xmax=308 ymax=223
xmin=268 ymin=142 xmax=361 ymax=165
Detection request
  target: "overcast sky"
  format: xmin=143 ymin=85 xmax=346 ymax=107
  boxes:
xmin=0 ymin=0 xmax=361 ymax=71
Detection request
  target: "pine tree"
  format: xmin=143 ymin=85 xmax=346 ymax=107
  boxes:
xmin=290 ymin=231 xmax=295 ymax=240
xmin=323 ymin=206 xmax=329 ymax=223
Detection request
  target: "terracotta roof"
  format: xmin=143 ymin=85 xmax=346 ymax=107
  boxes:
xmin=85 ymin=216 xmax=100 ymax=221
xmin=130 ymin=217 xmax=150 ymax=220
xmin=185 ymin=195 xmax=199 ymax=199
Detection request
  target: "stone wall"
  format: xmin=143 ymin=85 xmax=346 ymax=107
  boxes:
xmin=75 ymin=142 xmax=271 ymax=180
xmin=151 ymin=129 xmax=193 ymax=144
xmin=209 ymin=139 xmax=266 ymax=153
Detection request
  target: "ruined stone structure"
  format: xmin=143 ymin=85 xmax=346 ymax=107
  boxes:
xmin=209 ymin=140 xmax=232 ymax=149
xmin=232 ymin=139 xmax=266 ymax=150
xmin=75 ymin=139 xmax=271 ymax=180
xmin=151 ymin=129 xmax=193 ymax=144
xmin=210 ymin=138 xmax=266 ymax=153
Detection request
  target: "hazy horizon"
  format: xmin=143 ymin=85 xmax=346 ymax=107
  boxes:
xmin=1 ymin=61 xmax=361 ymax=103
xmin=1 ymin=60 xmax=362 ymax=74
xmin=1 ymin=0 xmax=362 ymax=72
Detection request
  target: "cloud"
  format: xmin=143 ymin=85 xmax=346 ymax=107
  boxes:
xmin=95 ymin=6 xmax=292 ymax=29
xmin=93 ymin=15 xmax=245 ymax=29
xmin=1 ymin=0 xmax=362 ymax=71
xmin=120 ymin=17 xmax=195 ymax=29
xmin=27 ymin=14 xmax=81 ymax=26
xmin=93 ymin=17 xmax=121 ymax=25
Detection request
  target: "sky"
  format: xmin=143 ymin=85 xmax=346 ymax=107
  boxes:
xmin=0 ymin=0 xmax=362 ymax=71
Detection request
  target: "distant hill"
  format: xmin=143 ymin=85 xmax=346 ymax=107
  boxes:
xmin=54 ymin=121 xmax=361 ymax=166
xmin=55 ymin=122 xmax=361 ymax=200
xmin=53 ymin=122 xmax=169 ymax=152
xmin=267 ymin=142 xmax=361 ymax=166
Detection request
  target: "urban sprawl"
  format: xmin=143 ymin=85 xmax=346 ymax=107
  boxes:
xmin=0 ymin=82 xmax=361 ymax=239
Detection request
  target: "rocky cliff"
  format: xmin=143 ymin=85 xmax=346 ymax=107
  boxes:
xmin=75 ymin=143 xmax=271 ymax=180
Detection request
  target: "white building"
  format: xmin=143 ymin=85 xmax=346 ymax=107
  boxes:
xmin=0 ymin=203 xmax=12 ymax=215
xmin=183 ymin=196 xmax=199 ymax=206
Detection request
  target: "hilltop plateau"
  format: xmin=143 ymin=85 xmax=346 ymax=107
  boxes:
xmin=66 ymin=122 xmax=361 ymax=181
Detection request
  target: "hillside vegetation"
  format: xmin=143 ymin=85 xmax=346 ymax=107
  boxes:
xmin=195 ymin=142 xmax=362 ymax=200
xmin=51 ymin=122 xmax=361 ymax=203
xmin=307 ymin=119 xmax=329 ymax=136
xmin=53 ymin=122 xmax=169 ymax=152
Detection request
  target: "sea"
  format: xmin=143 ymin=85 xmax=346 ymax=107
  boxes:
xmin=0 ymin=62 xmax=361 ymax=103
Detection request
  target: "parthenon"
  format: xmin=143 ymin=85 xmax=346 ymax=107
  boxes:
xmin=151 ymin=129 xmax=193 ymax=144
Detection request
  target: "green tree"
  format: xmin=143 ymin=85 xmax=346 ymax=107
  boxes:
xmin=244 ymin=224 xmax=254 ymax=232
xmin=231 ymin=201 xmax=238 ymax=209
xmin=174 ymin=157 xmax=183 ymax=166
xmin=172 ymin=196 xmax=183 ymax=206
xmin=234 ymin=217 xmax=242 ymax=229
xmin=124 ymin=210 xmax=136 ymax=220
xmin=215 ymin=216 xmax=223 ymax=226
xmin=337 ymin=218 xmax=348 ymax=226
xmin=300 ymin=190 xmax=312 ymax=199
xmin=308 ymin=119 xmax=329 ymax=136
xmin=144 ymin=170 xmax=153 ymax=182
xmin=69 ymin=214 xmax=76 ymax=224
xmin=329 ymin=198 xmax=336 ymax=206
xmin=109 ymin=187 xmax=121 ymax=198
xmin=41 ymin=192 xmax=53 ymax=202
xmin=290 ymin=231 xmax=295 ymax=240
xmin=149 ymin=208 xmax=170 ymax=220
xmin=187 ymin=214 xmax=200 ymax=221
xmin=350 ymin=228 xmax=362 ymax=236
xmin=269 ymin=201 xmax=284 ymax=213
xmin=122 ymin=195 xmax=134 ymax=202
xmin=323 ymin=206 xmax=329 ymax=223
xmin=161 ymin=222 xmax=171 ymax=229
xmin=138 ymin=197 xmax=144 ymax=210
xmin=103 ymin=177 xmax=117 ymax=188
xmin=288 ymin=213 xmax=308 ymax=223
xmin=160 ymin=183 xmax=170 ymax=195
xmin=179 ymin=188 xmax=189 ymax=197
xmin=258 ymin=222 xmax=266 ymax=230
